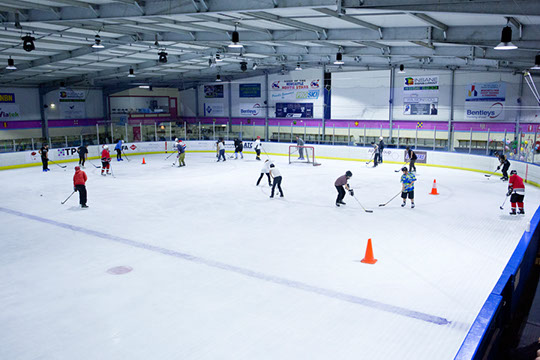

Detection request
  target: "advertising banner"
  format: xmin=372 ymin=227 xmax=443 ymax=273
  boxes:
xmin=276 ymin=103 xmax=313 ymax=118
xmin=403 ymin=76 xmax=439 ymax=116
xmin=203 ymin=103 xmax=225 ymax=116
xmin=59 ymin=90 xmax=86 ymax=119
xmin=239 ymin=84 xmax=261 ymax=98
xmin=239 ymin=103 xmax=262 ymax=117
xmin=204 ymin=85 xmax=224 ymax=98
xmin=271 ymin=78 xmax=320 ymax=101
xmin=0 ymin=93 xmax=20 ymax=120
xmin=404 ymin=150 xmax=427 ymax=164
xmin=464 ymin=82 xmax=506 ymax=120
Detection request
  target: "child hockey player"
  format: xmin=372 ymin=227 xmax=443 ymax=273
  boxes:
xmin=406 ymin=146 xmax=417 ymax=172
xmin=256 ymin=159 xmax=273 ymax=186
xmin=495 ymin=152 xmax=511 ymax=181
xmin=507 ymin=169 xmax=525 ymax=215
xmin=216 ymin=138 xmax=226 ymax=162
xmin=234 ymin=138 xmax=244 ymax=159
xmin=177 ymin=139 xmax=186 ymax=167
xmin=101 ymin=145 xmax=111 ymax=175
xmin=334 ymin=171 xmax=353 ymax=207
xmin=254 ymin=136 xmax=262 ymax=161
xmin=372 ymin=142 xmax=379 ymax=167
xmin=401 ymin=166 xmax=416 ymax=208
xmin=114 ymin=140 xmax=124 ymax=161
xmin=269 ymin=163 xmax=283 ymax=198
xmin=73 ymin=166 xmax=88 ymax=208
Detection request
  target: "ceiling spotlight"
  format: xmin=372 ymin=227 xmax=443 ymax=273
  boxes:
xmin=240 ymin=61 xmax=247 ymax=72
xmin=398 ymin=64 xmax=405 ymax=73
xmin=6 ymin=57 xmax=16 ymax=70
xmin=92 ymin=34 xmax=104 ymax=49
xmin=138 ymin=85 xmax=150 ymax=89
xmin=334 ymin=51 xmax=344 ymax=65
xmin=228 ymin=25 xmax=243 ymax=48
xmin=252 ymin=63 xmax=258 ymax=70
xmin=154 ymin=35 xmax=160 ymax=47
xmin=128 ymin=68 xmax=135 ymax=78
xmin=494 ymin=26 xmax=517 ymax=50
xmin=295 ymin=62 xmax=302 ymax=71
xmin=216 ymin=74 xmax=222 ymax=82
xmin=158 ymin=50 xmax=168 ymax=63
xmin=215 ymin=53 xmax=223 ymax=62
xmin=22 ymin=34 xmax=35 ymax=52
xmin=531 ymin=54 xmax=540 ymax=70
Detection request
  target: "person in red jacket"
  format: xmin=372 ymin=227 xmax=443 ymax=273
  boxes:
xmin=507 ymin=170 xmax=525 ymax=215
xmin=73 ymin=166 xmax=88 ymax=208
xmin=101 ymin=145 xmax=111 ymax=176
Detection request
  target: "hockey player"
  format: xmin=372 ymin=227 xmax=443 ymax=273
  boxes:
xmin=77 ymin=143 xmax=88 ymax=167
xmin=378 ymin=136 xmax=385 ymax=163
xmin=114 ymin=140 xmax=124 ymax=161
xmin=372 ymin=142 xmax=379 ymax=167
xmin=101 ymin=145 xmax=111 ymax=175
xmin=254 ymin=136 xmax=262 ymax=161
xmin=400 ymin=167 xmax=416 ymax=208
xmin=73 ymin=166 xmax=88 ymax=208
xmin=39 ymin=143 xmax=49 ymax=172
xmin=296 ymin=136 xmax=305 ymax=160
xmin=234 ymin=138 xmax=244 ymax=159
xmin=177 ymin=139 xmax=186 ymax=167
xmin=256 ymin=159 xmax=273 ymax=186
xmin=216 ymin=138 xmax=226 ymax=162
xmin=507 ymin=170 xmax=525 ymax=215
xmin=495 ymin=152 xmax=511 ymax=181
xmin=335 ymin=171 xmax=353 ymax=207
xmin=269 ymin=163 xmax=283 ymax=198
xmin=406 ymin=146 xmax=417 ymax=172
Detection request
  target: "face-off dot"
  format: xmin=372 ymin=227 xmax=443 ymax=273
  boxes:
xmin=107 ymin=266 xmax=133 ymax=275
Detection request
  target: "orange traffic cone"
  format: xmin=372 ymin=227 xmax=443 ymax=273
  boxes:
xmin=361 ymin=238 xmax=377 ymax=264
xmin=142 ymin=157 xmax=146 ymax=165
xmin=429 ymin=179 xmax=439 ymax=195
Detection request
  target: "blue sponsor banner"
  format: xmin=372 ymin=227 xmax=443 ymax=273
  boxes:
xmin=276 ymin=103 xmax=313 ymax=118
xmin=239 ymin=83 xmax=261 ymax=98
xmin=0 ymin=93 xmax=15 ymax=103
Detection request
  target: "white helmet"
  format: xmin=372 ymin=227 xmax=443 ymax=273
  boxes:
xmin=175 ymin=138 xmax=179 ymax=142
xmin=379 ymin=136 xmax=383 ymax=140
xmin=104 ymin=145 xmax=109 ymax=149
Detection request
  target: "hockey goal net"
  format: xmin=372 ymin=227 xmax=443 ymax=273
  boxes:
xmin=289 ymin=145 xmax=321 ymax=166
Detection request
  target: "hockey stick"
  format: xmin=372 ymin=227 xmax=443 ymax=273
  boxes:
xmin=484 ymin=169 xmax=499 ymax=178
xmin=87 ymin=159 xmax=101 ymax=168
xmin=500 ymin=195 xmax=509 ymax=210
xmin=365 ymin=152 xmax=375 ymax=165
xmin=122 ymin=150 xmax=130 ymax=162
xmin=395 ymin=162 xmax=408 ymax=172
xmin=352 ymin=196 xmax=373 ymax=213
xmin=61 ymin=190 xmax=76 ymax=204
xmin=261 ymin=145 xmax=271 ymax=160
xmin=109 ymin=164 xmax=116 ymax=178
xmin=164 ymin=152 xmax=176 ymax=160
xmin=49 ymin=160 xmax=67 ymax=168
xmin=379 ymin=191 xmax=402 ymax=207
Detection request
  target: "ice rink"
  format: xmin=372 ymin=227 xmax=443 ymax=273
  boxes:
xmin=1 ymin=151 xmax=539 ymax=360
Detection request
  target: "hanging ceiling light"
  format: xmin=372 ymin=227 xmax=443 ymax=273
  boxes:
xmin=128 ymin=68 xmax=135 ymax=78
xmin=295 ymin=62 xmax=302 ymax=71
xmin=215 ymin=53 xmax=223 ymax=62
xmin=209 ymin=57 xmax=216 ymax=68
xmin=6 ymin=57 xmax=16 ymax=70
xmin=92 ymin=34 xmax=104 ymax=49
xmin=22 ymin=34 xmax=35 ymax=52
xmin=531 ymin=54 xmax=540 ymax=70
xmin=216 ymin=74 xmax=222 ymax=82
xmin=334 ymin=51 xmax=344 ymax=65
xmin=252 ymin=62 xmax=258 ymax=70
xmin=398 ymin=64 xmax=405 ymax=73
xmin=228 ymin=25 xmax=243 ymax=48
xmin=240 ymin=61 xmax=247 ymax=72
xmin=494 ymin=26 xmax=517 ymax=50
xmin=158 ymin=50 xmax=168 ymax=63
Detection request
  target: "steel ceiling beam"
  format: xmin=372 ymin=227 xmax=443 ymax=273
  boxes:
xmin=315 ymin=8 xmax=382 ymax=36
xmin=409 ymin=12 xmax=448 ymax=32
xmin=192 ymin=14 xmax=271 ymax=35
xmin=242 ymin=11 xmax=328 ymax=38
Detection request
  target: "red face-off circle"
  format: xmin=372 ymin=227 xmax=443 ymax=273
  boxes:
xmin=107 ymin=266 xmax=133 ymax=275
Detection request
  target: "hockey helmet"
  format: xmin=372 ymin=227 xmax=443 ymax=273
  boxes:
xmin=175 ymin=138 xmax=179 ymax=142
xmin=346 ymin=170 xmax=352 ymax=177
xmin=401 ymin=167 xmax=408 ymax=172
xmin=257 ymin=136 xmax=261 ymax=139
xmin=270 ymin=164 xmax=275 ymax=168
xmin=510 ymin=170 xmax=517 ymax=175
xmin=379 ymin=136 xmax=383 ymax=140
xmin=103 ymin=145 xmax=109 ymax=149
xmin=74 ymin=166 xmax=80 ymax=171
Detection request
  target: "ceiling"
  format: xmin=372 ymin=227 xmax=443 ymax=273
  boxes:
xmin=0 ymin=0 xmax=539 ymax=91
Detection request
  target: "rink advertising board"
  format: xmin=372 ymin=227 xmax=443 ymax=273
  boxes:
xmin=404 ymin=150 xmax=427 ymax=163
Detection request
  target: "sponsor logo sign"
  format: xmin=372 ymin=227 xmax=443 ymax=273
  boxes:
xmin=464 ymin=82 xmax=506 ymax=120
xmin=240 ymin=103 xmax=261 ymax=116
xmin=204 ymin=85 xmax=224 ymax=98
xmin=403 ymin=76 xmax=439 ymax=116
xmin=203 ymin=103 xmax=225 ymax=116
xmin=0 ymin=93 xmax=15 ymax=103
xmin=239 ymin=83 xmax=261 ymax=98
xmin=404 ymin=150 xmax=427 ymax=164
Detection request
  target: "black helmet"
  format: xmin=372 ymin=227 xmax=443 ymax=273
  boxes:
xmin=510 ymin=170 xmax=517 ymax=175
xmin=270 ymin=164 xmax=275 ymax=168
xmin=346 ymin=171 xmax=352 ymax=177
xmin=402 ymin=167 xmax=408 ymax=171
xmin=406 ymin=146 xmax=410 ymax=150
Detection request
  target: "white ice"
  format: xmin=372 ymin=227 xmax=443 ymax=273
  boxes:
xmin=1 ymin=151 xmax=538 ymax=360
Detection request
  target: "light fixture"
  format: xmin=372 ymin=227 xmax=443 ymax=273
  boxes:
xmin=50 ymin=103 xmax=56 ymax=109
xmin=215 ymin=53 xmax=223 ymax=62
xmin=22 ymin=34 xmax=35 ymax=52
xmin=158 ymin=50 xmax=168 ymax=63
xmin=92 ymin=34 xmax=104 ymax=49
xmin=6 ymin=57 xmax=16 ymax=70
xmin=398 ymin=64 xmax=405 ymax=73
xmin=295 ymin=62 xmax=302 ymax=71
xmin=334 ymin=51 xmax=344 ymax=65
xmin=209 ymin=58 xmax=216 ymax=68
xmin=494 ymin=26 xmax=517 ymax=50
xmin=139 ymin=85 xmax=150 ymax=89
xmin=228 ymin=25 xmax=243 ymax=48
xmin=252 ymin=63 xmax=258 ymax=70
xmin=531 ymin=54 xmax=540 ymax=70
xmin=128 ymin=68 xmax=135 ymax=77
xmin=216 ymin=74 xmax=222 ymax=82
xmin=240 ymin=61 xmax=247 ymax=72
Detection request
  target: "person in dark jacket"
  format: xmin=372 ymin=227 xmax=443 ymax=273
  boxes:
xmin=406 ymin=146 xmax=417 ymax=172
xmin=378 ymin=136 xmax=385 ymax=163
xmin=114 ymin=140 xmax=124 ymax=161
xmin=39 ymin=143 xmax=49 ymax=172
xmin=77 ymin=143 xmax=88 ymax=167
xmin=234 ymin=138 xmax=243 ymax=159
xmin=495 ymin=152 xmax=510 ymax=181
xmin=334 ymin=171 xmax=353 ymax=207
xmin=73 ymin=166 xmax=88 ymax=208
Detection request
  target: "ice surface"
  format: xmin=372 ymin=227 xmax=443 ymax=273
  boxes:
xmin=1 ymin=152 xmax=538 ymax=360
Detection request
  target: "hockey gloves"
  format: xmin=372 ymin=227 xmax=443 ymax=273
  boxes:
xmin=506 ymin=189 xmax=512 ymax=197
xmin=74 ymin=187 xmax=78 ymax=192
xmin=497 ymin=166 xmax=501 ymax=170
xmin=349 ymin=189 xmax=354 ymax=196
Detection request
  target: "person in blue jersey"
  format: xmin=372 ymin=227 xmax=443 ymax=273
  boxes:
xmin=400 ymin=166 xmax=416 ymax=208
xmin=114 ymin=140 xmax=124 ymax=161
xmin=176 ymin=139 xmax=187 ymax=167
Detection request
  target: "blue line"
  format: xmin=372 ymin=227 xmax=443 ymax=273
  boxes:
xmin=1 ymin=206 xmax=450 ymax=326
